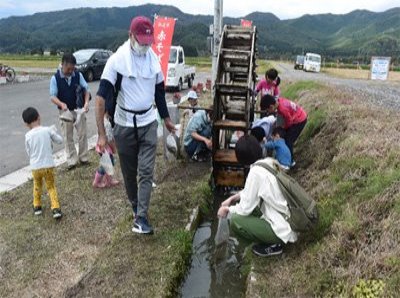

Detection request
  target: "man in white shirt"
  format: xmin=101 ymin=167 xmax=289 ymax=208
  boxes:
xmin=217 ymin=135 xmax=298 ymax=257
xmin=95 ymin=16 xmax=175 ymax=235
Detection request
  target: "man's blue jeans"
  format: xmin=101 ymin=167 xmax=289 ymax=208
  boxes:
xmin=184 ymin=125 xmax=212 ymax=158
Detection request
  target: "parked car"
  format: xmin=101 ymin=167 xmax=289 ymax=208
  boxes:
xmin=166 ymin=46 xmax=196 ymax=91
xmin=294 ymin=55 xmax=304 ymax=70
xmin=73 ymin=49 xmax=112 ymax=82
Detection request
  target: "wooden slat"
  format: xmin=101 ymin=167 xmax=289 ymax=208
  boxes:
xmin=214 ymin=120 xmax=247 ymax=130
xmin=221 ymin=48 xmax=251 ymax=54
xmin=214 ymin=149 xmax=238 ymax=164
xmin=224 ymin=66 xmax=249 ymax=73
xmin=217 ymin=84 xmax=248 ymax=96
xmin=214 ymin=168 xmax=245 ymax=187
xmin=226 ymin=33 xmax=252 ymax=40
xmin=222 ymin=53 xmax=250 ymax=63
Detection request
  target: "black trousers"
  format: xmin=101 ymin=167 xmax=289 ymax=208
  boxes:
xmin=284 ymin=119 xmax=307 ymax=162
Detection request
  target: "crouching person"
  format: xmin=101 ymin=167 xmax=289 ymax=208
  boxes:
xmin=217 ymin=135 xmax=298 ymax=257
xmin=183 ymin=106 xmax=213 ymax=162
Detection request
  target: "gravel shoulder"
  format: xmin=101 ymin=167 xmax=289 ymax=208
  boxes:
xmin=275 ymin=62 xmax=400 ymax=110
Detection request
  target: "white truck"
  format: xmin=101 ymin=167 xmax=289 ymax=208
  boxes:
xmin=166 ymin=46 xmax=196 ymax=91
xmin=303 ymin=53 xmax=321 ymax=72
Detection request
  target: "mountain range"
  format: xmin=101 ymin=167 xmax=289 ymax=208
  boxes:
xmin=0 ymin=4 xmax=399 ymax=62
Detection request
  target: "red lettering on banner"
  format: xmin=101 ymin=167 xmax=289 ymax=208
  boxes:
xmin=152 ymin=16 xmax=176 ymax=81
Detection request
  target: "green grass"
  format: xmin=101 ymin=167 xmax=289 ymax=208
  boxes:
xmin=0 ymin=149 xmax=212 ymax=297
xmin=281 ymin=80 xmax=321 ymax=100
xmin=186 ymin=56 xmax=211 ymax=71
xmin=256 ymin=59 xmax=274 ymax=75
xmin=297 ymin=108 xmax=327 ymax=147
xmin=248 ymin=81 xmax=400 ymax=297
xmin=0 ymin=54 xmax=59 ymax=68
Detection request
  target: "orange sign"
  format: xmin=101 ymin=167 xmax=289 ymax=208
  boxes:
xmin=241 ymin=19 xmax=253 ymax=27
xmin=152 ymin=16 xmax=176 ymax=81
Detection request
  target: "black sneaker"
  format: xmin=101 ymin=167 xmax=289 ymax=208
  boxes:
xmin=252 ymin=243 xmax=283 ymax=257
xmin=52 ymin=209 xmax=63 ymax=219
xmin=33 ymin=206 xmax=42 ymax=216
xmin=132 ymin=216 xmax=154 ymax=234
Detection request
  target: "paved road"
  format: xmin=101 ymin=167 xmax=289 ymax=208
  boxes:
xmin=0 ymin=72 xmax=210 ymax=177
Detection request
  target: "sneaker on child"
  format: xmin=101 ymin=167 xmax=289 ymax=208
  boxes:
xmin=252 ymin=243 xmax=283 ymax=257
xmin=52 ymin=208 xmax=63 ymax=219
xmin=33 ymin=206 xmax=42 ymax=216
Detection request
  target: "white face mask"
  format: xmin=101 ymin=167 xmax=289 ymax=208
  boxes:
xmin=131 ymin=38 xmax=151 ymax=55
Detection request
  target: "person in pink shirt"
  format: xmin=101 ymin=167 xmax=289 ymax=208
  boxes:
xmin=255 ymin=68 xmax=281 ymax=118
xmin=255 ymin=68 xmax=281 ymax=98
xmin=261 ymin=94 xmax=307 ymax=167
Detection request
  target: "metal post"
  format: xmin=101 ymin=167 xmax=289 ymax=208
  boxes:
xmin=212 ymin=0 xmax=222 ymax=89
xmin=219 ymin=0 xmax=224 ymax=32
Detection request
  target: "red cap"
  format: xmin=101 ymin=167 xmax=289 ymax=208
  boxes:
xmin=129 ymin=16 xmax=154 ymax=45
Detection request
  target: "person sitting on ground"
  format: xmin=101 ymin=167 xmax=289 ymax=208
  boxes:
xmin=264 ymin=127 xmax=292 ymax=170
xmin=22 ymin=107 xmax=63 ymax=219
xmin=217 ymin=135 xmax=298 ymax=257
xmin=183 ymin=106 xmax=213 ymax=162
xmin=251 ymin=114 xmax=276 ymax=141
xmin=183 ymin=90 xmax=200 ymax=119
xmin=261 ymin=94 xmax=307 ymax=167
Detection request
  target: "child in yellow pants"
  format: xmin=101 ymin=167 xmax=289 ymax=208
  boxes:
xmin=32 ymin=168 xmax=60 ymax=211
xmin=23 ymin=107 xmax=63 ymax=219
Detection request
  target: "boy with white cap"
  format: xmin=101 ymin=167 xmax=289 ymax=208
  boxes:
xmin=183 ymin=90 xmax=200 ymax=119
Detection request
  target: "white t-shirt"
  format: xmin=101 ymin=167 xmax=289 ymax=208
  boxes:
xmin=101 ymin=49 xmax=163 ymax=128
xmin=25 ymin=126 xmax=63 ymax=170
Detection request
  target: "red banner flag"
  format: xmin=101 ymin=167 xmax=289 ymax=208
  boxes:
xmin=241 ymin=19 xmax=253 ymax=28
xmin=152 ymin=16 xmax=176 ymax=81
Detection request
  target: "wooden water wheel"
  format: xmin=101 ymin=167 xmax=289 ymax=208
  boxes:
xmin=212 ymin=25 xmax=258 ymax=189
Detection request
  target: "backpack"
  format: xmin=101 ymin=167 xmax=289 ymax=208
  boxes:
xmin=254 ymin=161 xmax=318 ymax=232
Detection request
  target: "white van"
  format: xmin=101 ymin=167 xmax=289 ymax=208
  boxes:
xmin=303 ymin=53 xmax=321 ymax=72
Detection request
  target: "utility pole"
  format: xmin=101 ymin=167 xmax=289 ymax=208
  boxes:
xmin=212 ymin=0 xmax=223 ymax=88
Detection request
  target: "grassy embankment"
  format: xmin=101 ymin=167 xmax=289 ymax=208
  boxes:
xmin=247 ymin=80 xmax=400 ymax=297
xmin=0 ymin=140 xmax=213 ymax=297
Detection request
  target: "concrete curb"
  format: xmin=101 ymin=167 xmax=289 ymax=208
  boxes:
xmin=185 ymin=206 xmax=201 ymax=232
xmin=245 ymin=265 xmax=260 ymax=298
xmin=0 ymin=135 xmax=98 ymax=194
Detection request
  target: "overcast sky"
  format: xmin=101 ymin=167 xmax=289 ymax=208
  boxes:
xmin=0 ymin=0 xmax=399 ymax=20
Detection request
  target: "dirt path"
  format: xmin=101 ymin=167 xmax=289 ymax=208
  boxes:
xmin=276 ymin=62 xmax=400 ymax=110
